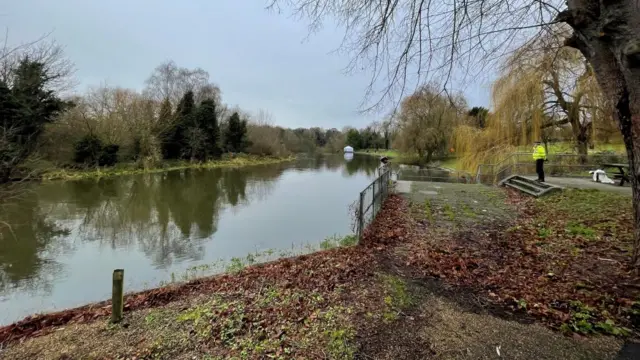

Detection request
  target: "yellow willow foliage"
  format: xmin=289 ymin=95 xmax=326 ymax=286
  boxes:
xmin=454 ymin=29 xmax=617 ymax=172
xmin=454 ymin=69 xmax=545 ymax=171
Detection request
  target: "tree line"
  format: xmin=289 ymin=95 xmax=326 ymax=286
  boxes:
xmin=0 ymin=44 xmax=360 ymax=183
xmin=41 ymin=60 xmax=348 ymax=170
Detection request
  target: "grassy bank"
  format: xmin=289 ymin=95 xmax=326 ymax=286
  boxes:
xmin=354 ymin=149 xmax=463 ymax=169
xmin=354 ymin=149 xmax=401 ymax=158
xmin=39 ymin=155 xmax=296 ymax=181
xmin=1 ymin=190 xmax=632 ymax=359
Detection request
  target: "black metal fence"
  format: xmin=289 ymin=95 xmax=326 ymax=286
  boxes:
xmin=356 ymin=168 xmax=393 ymax=240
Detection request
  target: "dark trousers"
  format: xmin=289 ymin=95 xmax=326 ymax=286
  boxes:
xmin=536 ymin=159 xmax=545 ymax=181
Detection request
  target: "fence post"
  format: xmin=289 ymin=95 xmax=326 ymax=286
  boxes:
xmin=372 ymin=179 xmax=376 ymax=216
xmin=358 ymin=191 xmax=364 ymax=240
xmin=111 ymin=269 xmax=124 ymax=323
xmin=385 ymin=170 xmax=389 ymax=196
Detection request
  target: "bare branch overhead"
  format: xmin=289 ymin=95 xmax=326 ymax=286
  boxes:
xmin=269 ymin=0 xmax=563 ymax=111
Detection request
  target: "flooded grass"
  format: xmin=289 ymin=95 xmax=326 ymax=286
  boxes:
xmin=161 ymin=235 xmax=358 ymax=286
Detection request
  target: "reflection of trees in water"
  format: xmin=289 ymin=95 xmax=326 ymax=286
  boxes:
xmin=222 ymin=165 xmax=285 ymax=215
xmin=65 ymin=171 xmax=225 ymax=268
xmin=0 ymin=160 xmax=315 ymax=292
xmin=321 ymin=154 xmax=344 ymax=171
xmin=24 ymin=165 xmax=286 ymax=271
xmin=293 ymin=154 xmax=378 ymax=174
xmin=222 ymin=170 xmax=247 ymax=207
xmin=0 ymin=191 xmax=71 ymax=295
xmin=342 ymin=155 xmax=380 ymax=177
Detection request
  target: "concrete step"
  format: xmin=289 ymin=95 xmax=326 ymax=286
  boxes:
xmin=510 ymin=178 xmax=546 ymax=193
xmin=517 ymin=176 xmax=553 ymax=189
xmin=504 ymin=182 xmax=541 ymax=197
xmin=500 ymin=175 xmax=562 ymax=197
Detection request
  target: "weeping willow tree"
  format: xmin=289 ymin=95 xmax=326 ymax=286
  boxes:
xmin=395 ymin=84 xmax=466 ymax=163
xmin=455 ymin=29 xmax=615 ymax=171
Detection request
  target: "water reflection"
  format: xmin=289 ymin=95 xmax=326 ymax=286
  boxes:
xmin=0 ymin=193 xmax=71 ymax=294
xmin=344 ymin=152 xmax=354 ymax=162
xmin=0 ymin=154 xmax=381 ymax=322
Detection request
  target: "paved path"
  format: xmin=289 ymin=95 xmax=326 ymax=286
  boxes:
xmin=526 ymin=176 xmax=632 ymax=194
xmin=395 ymin=180 xmax=413 ymax=194
xmin=396 ymin=177 xmax=631 ymax=195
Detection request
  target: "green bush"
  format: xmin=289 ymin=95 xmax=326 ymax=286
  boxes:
xmin=74 ymin=135 xmax=120 ymax=167
xmin=99 ymin=144 xmax=120 ymax=166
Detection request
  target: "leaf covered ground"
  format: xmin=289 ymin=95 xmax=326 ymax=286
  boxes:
xmin=0 ymin=185 xmax=636 ymax=359
xmin=403 ymin=183 xmax=639 ymax=336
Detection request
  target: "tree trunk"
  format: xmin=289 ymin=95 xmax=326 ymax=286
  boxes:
xmin=426 ymin=150 xmax=433 ymax=164
xmin=576 ymin=138 xmax=589 ymax=164
xmin=560 ymin=0 xmax=640 ymax=265
xmin=0 ymin=167 xmax=11 ymax=184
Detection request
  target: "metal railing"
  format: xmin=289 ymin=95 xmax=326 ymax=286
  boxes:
xmin=356 ymin=168 xmax=392 ymax=240
xmin=476 ymin=152 xmax=627 ymax=185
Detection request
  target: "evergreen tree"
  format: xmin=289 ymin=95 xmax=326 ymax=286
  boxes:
xmin=468 ymin=106 xmax=489 ymax=129
xmin=194 ymin=99 xmax=220 ymax=159
xmin=0 ymin=58 xmax=71 ymax=181
xmin=345 ymin=129 xmax=363 ymax=149
xmin=163 ymin=90 xmax=195 ymax=159
xmin=224 ymin=112 xmax=249 ymax=153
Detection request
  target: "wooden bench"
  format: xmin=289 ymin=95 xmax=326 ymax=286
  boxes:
xmin=602 ymin=163 xmax=630 ymax=186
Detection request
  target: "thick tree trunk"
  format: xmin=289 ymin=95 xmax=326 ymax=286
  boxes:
xmin=561 ymin=0 xmax=640 ymax=265
xmin=426 ymin=150 xmax=433 ymax=164
xmin=576 ymin=137 xmax=589 ymax=163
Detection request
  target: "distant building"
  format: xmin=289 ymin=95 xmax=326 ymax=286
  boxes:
xmin=343 ymin=146 xmax=354 ymax=153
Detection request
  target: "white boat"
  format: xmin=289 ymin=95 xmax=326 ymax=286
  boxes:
xmin=343 ymin=146 xmax=354 ymax=153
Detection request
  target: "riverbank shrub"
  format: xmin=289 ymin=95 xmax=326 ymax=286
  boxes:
xmin=73 ymin=135 xmax=120 ymax=167
xmin=41 ymin=154 xmax=296 ymax=181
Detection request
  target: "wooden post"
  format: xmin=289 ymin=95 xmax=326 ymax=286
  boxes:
xmin=111 ymin=269 xmax=124 ymax=323
xmin=358 ymin=191 xmax=364 ymax=240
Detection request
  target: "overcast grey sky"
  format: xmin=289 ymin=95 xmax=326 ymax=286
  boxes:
xmin=2 ymin=0 xmax=491 ymax=129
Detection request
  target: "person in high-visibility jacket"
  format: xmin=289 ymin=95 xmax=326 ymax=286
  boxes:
xmin=533 ymin=141 xmax=547 ymax=182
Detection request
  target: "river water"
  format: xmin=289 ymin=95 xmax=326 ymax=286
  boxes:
xmin=0 ymin=154 xmax=381 ymax=325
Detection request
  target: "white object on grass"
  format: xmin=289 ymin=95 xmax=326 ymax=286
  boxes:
xmin=589 ymin=169 xmax=615 ymax=184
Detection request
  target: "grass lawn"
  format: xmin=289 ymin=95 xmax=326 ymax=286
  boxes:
xmin=403 ymin=183 xmax=637 ymax=336
xmin=1 ymin=187 xmax=635 ymax=359
xmin=354 ymin=149 xmax=464 ymax=169
xmin=437 ymin=157 xmax=460 ymax=169
xmin=354 ymin=149 xmax=401 ymax=158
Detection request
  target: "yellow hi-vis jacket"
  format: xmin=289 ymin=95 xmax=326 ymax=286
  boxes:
xmin=533 ymin=145 xmax=547 ymax=160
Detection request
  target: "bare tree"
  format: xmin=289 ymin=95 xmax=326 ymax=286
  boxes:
xmin=270 ymin=0 xmax=640 ymax=265
xmin=0 ymin=37 xmax=76 ymax=93
xmin=395 ymin=83 xmax=465 ymax=163
xmin=144 ymin=60 xmax=221 ymax=107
